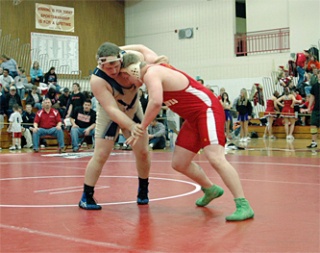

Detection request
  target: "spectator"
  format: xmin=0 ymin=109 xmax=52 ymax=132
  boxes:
xmin=148 ymin=118 xmax=166 ymax=150
xmin=299 ymin=94 xmax=313 ymax=126
xmin=295 ymin=50 xmax=309 ymax=90
xmin=276 ymin=87 xmax=297 ymax=141
xmin=138 ymin=88 xmax=148 ymax=113
xmin=164 ymin=107 xmax=179 ymax=135
xmin=8 ymin=104 xmax=22 ymax=150
xmin=91 ymin=95 xmax=97 ymax=112
xmin=32 ymin=98 xmax=66 ymax=153
xmin=45 ymin=87 xmax=59 ymax=107
xmin=217 ymin=87 xmax=226 ymax=100
xmin=306 ymin=55 xmax=320 ymax=73
xmin=65 ymin=83 xmax=86 ymax=118
xmin=30 ymin=61 xmax=44 ymax=84
xmin=0 ymin=54 xmax=18 ymax=78
xmin=57 ymin=87 xmax=71 ymax=118
xmin=220 ymin=92 xmax=233 ymax=140
xmin=44 ymin=67 xmax=61 ymax=92
xmin=0 ymin=84 xmax=6 ymax=137
xmin=196 ymin=79 xmax=204 ymax=85
xmin=70 ymin=99 xmax=96 ymax=152
xmin=5 ymin=86 xmax=22 ymax=116
xmin=307 ymin=69 xmax=320 ymax=148
xmin=0 ymin=68 xmax=15 ymax=94
xmin=14 ymin=68 xmax=30 ymax=100
xmin=21 ymin=104 xmax=35 ymax=148
xmin=236 ymin=88 xmax=252 ymax=142
xmin=26 ymin=85 xmax=43 ymax=111
xmin=263 ymin=90 xmax=280 ymax=139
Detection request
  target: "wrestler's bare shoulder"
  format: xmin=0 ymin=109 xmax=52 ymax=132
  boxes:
xmin=90 ymin=74 xmax=113 ymax=93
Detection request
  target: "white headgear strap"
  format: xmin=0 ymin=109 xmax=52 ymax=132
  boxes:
xmin=125 ymin=62 xmax=141 ymax=79
xmin=98 ymin=54 xmax=123 ymax=66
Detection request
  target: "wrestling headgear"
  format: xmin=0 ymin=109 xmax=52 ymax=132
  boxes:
xmin=97 ymin=50 xmax=126 ymax=66
xmin=124 ymin=62 xmax=141 ymax=79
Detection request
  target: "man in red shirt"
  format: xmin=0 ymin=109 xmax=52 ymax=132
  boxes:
xmin=32 ymin=98 xmax=66 ymax=152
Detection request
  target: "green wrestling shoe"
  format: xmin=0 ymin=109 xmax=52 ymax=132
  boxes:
xmin=195 ymin=185 xmax=224 ymax=207
xmin=225 ymin=198 xmax=254 ymax=221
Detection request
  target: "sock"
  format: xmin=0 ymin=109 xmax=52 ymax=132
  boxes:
xmin=84 ymin=184 xmax=94 ymax=196
xmin=138 ymin=177 xmax=149 ymax=188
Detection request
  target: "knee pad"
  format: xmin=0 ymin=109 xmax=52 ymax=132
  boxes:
xmin=310 ymin=127 xmax=318 ymax=134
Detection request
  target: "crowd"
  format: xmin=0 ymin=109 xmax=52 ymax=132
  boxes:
xmin=1 ymin=42 xmax=320 ymax=224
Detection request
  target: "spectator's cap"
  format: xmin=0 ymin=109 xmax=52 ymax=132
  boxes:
xmin=63 ymin=87 xmax=69 ymax=93
xmin=10 ymin=86 xmax=16 ymax=90
xmin=304 ymin=49 xmax=310 ymax=53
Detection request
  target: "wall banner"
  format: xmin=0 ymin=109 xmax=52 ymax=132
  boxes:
xmin=35 ymin=3 xmax=74 ymax=32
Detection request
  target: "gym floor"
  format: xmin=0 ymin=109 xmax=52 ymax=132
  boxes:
xmin=0 ymin=138 xmax=319 ymax=252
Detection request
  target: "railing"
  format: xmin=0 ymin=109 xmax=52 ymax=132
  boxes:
xmin=0 ymin=31 xmax=91 ymax=91
xmin=235 ymin=28 xmax=290 ymax=56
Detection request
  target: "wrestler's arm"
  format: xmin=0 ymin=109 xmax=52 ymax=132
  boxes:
xmin=120 ymin=44 xmax=169 ymax=64
xmin=140 ymin=69 xmax=164 ymax=130
xmin=90 ymin=76 xmax=143 ymax=135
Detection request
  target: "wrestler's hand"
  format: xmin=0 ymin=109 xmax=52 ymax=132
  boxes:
xmin=126 ymin=136 xmax=138 ymax=147
xmin=129 ymin=123 xmax=144 ymax=138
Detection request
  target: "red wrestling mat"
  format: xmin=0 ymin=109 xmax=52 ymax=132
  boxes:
xmin=0 ymin=151 xmax=319 ymax=252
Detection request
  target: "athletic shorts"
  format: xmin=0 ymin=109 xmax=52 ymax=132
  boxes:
xmin=176 ymin=108 xmax=225 ymax=153
xmin=238 ymin=113 xmax=249 ymax=122
xmin=95 ymin=102 xmax=144 ymax=141
xmin=311 ymin=111 xmax=320 ymax=128
xmin=13 ymin=132 xmax=22 ymax=138
xmin=225 ymin=110 xmax=232 ymax=121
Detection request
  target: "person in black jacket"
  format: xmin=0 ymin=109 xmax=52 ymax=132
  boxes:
xmin=236 ymin=88 xmax=253 ymax=142
xmin=44 ymin=67 xmax=61 ymax=92
xmin=0 ymin=84 xmax=6 ymax=135
xmin=5 ymin=86 xmax=22 ymax=116
xmin=26 ymin=85 xmax=43 ymax=110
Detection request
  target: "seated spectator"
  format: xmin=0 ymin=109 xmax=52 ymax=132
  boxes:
xmin=57 ymin=87 xmax=71 ymax=118
xmin=5 ymin=86 xmax=22 ymax=116
xmin=0 ymin=84 xmax=6 ymax=138
xmin=91 ymin=95 xmax=97 ymax=112
xmin=32 ymin=98 xmax=66 ymax=153
xmin=46 ymin=87 xmax=59 ymax=107
xmin=44 ymin=67 xmax=61 ymax=92
xmin=138 ymin=88 xmax=148 ymax=113
xmin=21 ymin=104 xmax=35 ymax=148
xmin=148 ymin=118 xmax=166 ymax=150
xmin=70 ymin=99 xmax=96 ymax=152
xmin=30 ymin=61 xmax=44 ymax=84
xmin=14 ymin=68 xmax=31 ymax=100
xmin=0 ymin=68 xmax=15 ymax=94
xmin=306 ymin=55 xmax=320 ymax=73
xmin=0 ymin=54 xmax=18 ymax=78
xmin=26 ymin=85 xmax=43 ymax=110
xmin=299 ymin=94 xmax=314 ymax=126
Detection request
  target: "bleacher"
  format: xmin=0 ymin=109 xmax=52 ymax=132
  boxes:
xmin=0 ymin=30 xmax=92 ymax=149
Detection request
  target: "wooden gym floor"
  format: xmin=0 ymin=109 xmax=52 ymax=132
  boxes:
xmin=0 ymin=138 xmax=319 ymax=252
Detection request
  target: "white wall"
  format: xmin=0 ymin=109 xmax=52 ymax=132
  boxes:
xmin=125 ymin=0 xmax=320 ymax=101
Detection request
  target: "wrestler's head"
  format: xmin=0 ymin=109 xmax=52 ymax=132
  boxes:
xmin=96 ymin=42 xmax=124 ymax=78
xmin=120 ymin=53 xmax=145 ymax=87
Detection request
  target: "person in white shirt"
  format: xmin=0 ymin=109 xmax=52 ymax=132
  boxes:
xmin=8 ymin=104 xmax=23 ymax=150
xmin=0 ymin=68 xmax=15 ymax=93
